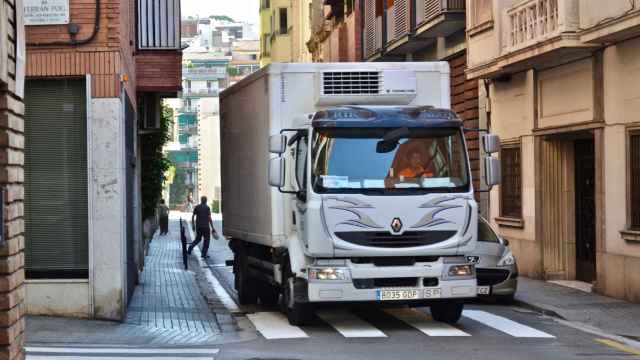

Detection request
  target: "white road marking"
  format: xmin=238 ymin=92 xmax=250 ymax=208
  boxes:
xmin=246 ymin=312 xmax=309 ymax=339
xmin=316 ymin=309 xmax=387 ymax=338
xmin=25 ymin=347 xmax=219 ymax=359
xmin=385 ymin=308 xmax=471 ymax=337
xmin=463 ymin=310 xmax=555 ymax=338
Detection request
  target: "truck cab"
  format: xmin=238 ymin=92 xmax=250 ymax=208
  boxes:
xmin=266 ymin=105 xmax=501 ymax=324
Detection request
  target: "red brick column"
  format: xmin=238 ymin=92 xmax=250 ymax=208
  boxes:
xmin=0 ymin=91 xmax=25 ymax=360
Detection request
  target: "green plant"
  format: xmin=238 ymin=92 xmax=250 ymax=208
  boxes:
xmin=227 ymin=66 xmax=239 ymax=77
xmin=211 ymin=200 xmax=221 ymax=214
xmin=170 ymin=168 xmax=188 ymax=208
xmin=141 ymin=104 xmax=173 ymax=220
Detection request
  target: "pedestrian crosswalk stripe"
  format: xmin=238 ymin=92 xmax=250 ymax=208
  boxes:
xmin=462 ymin=310 xmax=555 ymax=338
xmin=316 ymin=309 xmax=387 ymax=338
xmin=25 ymin=346 xmax=219 ymax=359
xmin=384 ymin=308 xmax=471 ymax=337
xmin=246 ymin=312 xmax=309 ymax=339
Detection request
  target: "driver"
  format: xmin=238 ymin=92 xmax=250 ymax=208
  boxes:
xmin=398 ymin=151 xmax=434 ymax=179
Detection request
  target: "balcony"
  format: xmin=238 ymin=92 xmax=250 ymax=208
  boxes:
xmin=466 ymin=0 xmax=595 ymax=79
xmin=178 ymin=106 xmax=198 ymax=114
xmin=182 ymin=67 xmax=227 ymax=80
xmin=363 ymin=0 xmax=466 ymax=60
xmin=135 ymin=0 xmax=182 ymax=93
xmin=415 ymin=0 xmax=466 ymax=39
xmin=183 ymin=89 xmax=220 ymax=98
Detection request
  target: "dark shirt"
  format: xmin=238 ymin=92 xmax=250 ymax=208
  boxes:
xmin=193 ymin=204 xmax=211 ymax=230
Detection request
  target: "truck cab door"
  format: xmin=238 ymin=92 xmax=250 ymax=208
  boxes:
xmin=293 ymin=133 xmax=309 ymax=247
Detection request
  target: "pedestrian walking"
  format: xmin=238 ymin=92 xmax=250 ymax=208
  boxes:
xmin=158 ymin=198 xmax=169 ymax=235
xmin=188 ymin=196 xmax=218 ymax=258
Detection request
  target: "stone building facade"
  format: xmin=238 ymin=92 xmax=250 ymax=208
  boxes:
xmin=466 ymin=0 xmax=640 ymax=302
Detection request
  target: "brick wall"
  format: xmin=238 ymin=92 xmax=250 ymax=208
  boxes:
xmin=450 ymin=52 xmax=480 ymax=199
xmin=1 ymin=0 xmax=25 ymax=354
xmin=135 ymin=51 xmax=182 ymax=93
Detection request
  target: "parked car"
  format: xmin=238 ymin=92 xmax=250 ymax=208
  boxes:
xmin=467 ymin=217 xmax=518 ymax=302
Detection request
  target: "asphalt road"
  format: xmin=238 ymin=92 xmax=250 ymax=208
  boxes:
xmin=200 ymin=226 xmax=638 ymax=360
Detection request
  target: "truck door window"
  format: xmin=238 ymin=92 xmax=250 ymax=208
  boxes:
xmin=295 ymin=135 xmax=308 ymax=191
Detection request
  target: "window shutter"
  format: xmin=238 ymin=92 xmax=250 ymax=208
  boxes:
xmin=24 ymin=79 xmax=88 ymax=278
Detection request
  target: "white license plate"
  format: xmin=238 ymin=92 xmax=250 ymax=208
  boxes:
xmin=477 ymin=286 xmax=490 ymax=295
xmin=376 ymin=289 xmax=419 ymax=301
xmin=424 ymin=288 xmax=442 ymax=299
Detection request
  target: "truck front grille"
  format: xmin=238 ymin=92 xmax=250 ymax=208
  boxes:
xmin=353 ymin=277 xmax=419 ymax=289
xmin=335 ymin=231 xmax=456 ymax=248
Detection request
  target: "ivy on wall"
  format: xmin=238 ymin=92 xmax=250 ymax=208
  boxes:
xmin=141 ymin=104 xmax=173 ymax=220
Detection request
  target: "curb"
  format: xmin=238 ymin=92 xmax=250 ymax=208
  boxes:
xmin=512 ymin=297 xmax=566 ymax=320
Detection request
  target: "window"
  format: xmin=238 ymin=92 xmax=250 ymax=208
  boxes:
xmin=478 ymin=218 xmax=500 ymax=243
xmin=279 ymin=8 xmax=288 ymax=34
xmin=295 ymin=135 xmax=309 ymax=190
xmin=631 ymin=132 xmax=640 ymax=230
xmin=470 ymin=0 xmax=492 ymax=27
xmin=500 ymin=145 xmax=522 ymax=219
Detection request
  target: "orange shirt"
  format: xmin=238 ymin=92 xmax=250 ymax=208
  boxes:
xmin=399 ymin=166 xmax=433 ymax=178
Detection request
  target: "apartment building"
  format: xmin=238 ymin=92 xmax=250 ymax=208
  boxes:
xmin=308 ymin=0 xmax=362 ymax=62
xmin=465 ymin=0 xmax=640 ymax=302
xmin=0 ymin=0 xmax=25 ymax=358
xmin=260 ymin=0 xmax=313 ymax=66
xmin=360 ymin=0 xmax=483 ymax=206
xmin=24 ymin=0 xmax=182 ymax=319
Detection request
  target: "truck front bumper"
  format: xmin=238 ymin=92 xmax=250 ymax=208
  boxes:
xmin=306 ymin=259 xmax=477 ymax=303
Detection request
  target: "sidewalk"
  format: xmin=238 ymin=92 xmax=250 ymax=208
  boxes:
xmin=516 ymin=277 xmax=640 ymax=342
xmin=26 ymin=215 xmax=246 ymax=347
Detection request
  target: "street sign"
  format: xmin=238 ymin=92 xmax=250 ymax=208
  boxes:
xmin=24 ymin=0 xmax=70 ymax=25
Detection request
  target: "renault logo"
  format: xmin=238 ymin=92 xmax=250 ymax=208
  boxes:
xmin=391 ymin=218 xmax=403 ymax=233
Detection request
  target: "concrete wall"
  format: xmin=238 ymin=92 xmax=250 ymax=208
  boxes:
xmin=198 ymin=98 xmax=222 ymax=203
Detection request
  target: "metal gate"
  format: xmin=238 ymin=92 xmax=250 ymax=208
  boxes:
xmin=125 ymin=92 xmax=137 ymax=302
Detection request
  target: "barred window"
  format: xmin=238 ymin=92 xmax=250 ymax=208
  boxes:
xmin=501 ymin=145 xmax=522 ymax=218
xmin=631 ymin=133 xmax=640 ymax=230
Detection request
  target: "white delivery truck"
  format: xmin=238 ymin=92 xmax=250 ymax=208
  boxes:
xmin=220 ymin=62 xmax=501 ymax=325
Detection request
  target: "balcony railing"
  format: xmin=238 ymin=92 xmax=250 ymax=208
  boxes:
xmin=417 ymin=0 xmax=465 ymax=26
xmin=504 ymin=0 xmax=580 ymax=53
xmin=137 ymin=0 xmax=181 ymax=50
xmin=182 ymin=67 xmax=227 ymax=76
xmin=178 ymin=106 xmax=198 ymax=113
xmin=183 ymin=89 xmax=219 ymax=97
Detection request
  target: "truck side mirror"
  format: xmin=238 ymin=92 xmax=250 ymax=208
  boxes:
xmin=269 ymin=157 xmax=285 ymax=188
xmin=482 ymin=134 xmax=501 ymax=154
xmin=269 ymin=134 xmax=287 ymax=154
xmin=484 ymin=156 xmax=501 ymax=188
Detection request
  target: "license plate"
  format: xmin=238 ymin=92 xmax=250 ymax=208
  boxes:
xmin=376 ymin=289 xmax=419 ymax=301
xmin=424 ymin=288 xmax=442 ymax=299
xmin=477 ymin=286 xmax=490 ymax=295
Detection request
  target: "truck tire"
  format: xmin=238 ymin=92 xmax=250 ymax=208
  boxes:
xmin=430 ymin=302 xmax=464 ymax=324
xmin=235 ymin=253 xmax=258 ymax=305
xmin=258 ymin=283 xmax=280 ymax=306
xmin=282 ymin=261 xmax=313 ymax=326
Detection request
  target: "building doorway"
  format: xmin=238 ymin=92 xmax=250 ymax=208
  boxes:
xmin=574 ymin=139 xmax=596 ymax=282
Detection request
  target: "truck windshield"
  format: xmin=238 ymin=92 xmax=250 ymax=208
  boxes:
xmin=311 ymin=127 xmax=469 ymax=193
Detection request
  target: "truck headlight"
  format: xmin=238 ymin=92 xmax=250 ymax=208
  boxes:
xmin=498 ymin=251 xmax=516 ymax=266
xmin=448 ymin=264 xmax=474 ymax=277
xmin=309 ymin=267 xmax=349 ymax=281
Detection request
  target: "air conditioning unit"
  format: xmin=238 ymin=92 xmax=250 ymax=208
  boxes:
xmin=317 ymin=69 xmax=417 ymax=106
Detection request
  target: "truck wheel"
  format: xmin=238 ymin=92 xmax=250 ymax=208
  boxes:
xmin=430 ymin=302 xmax=464 ymax=324
xmin=258 ymin=283 xmax=280 ymax=306
xmin=282 ymin=262 xmax=313 ymax=326
xmin=235 ymin=253 xmax=258 ymax=305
